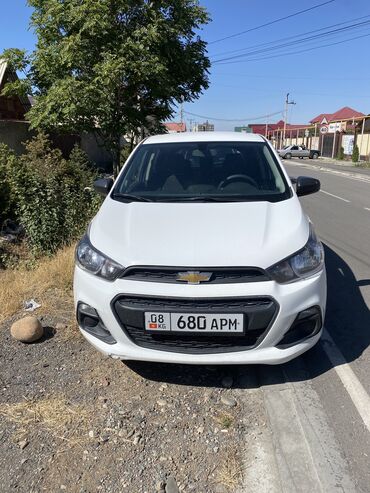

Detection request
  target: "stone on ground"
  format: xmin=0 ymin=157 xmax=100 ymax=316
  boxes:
xmin=10 ymin=316 xmax=43 ymax=343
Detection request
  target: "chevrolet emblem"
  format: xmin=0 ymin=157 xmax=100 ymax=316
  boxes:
xmin=176 ymin=271 xmax=212 ymax=284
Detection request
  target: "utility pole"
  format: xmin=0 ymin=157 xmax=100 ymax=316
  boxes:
xmin=180 ymin=96 xmax=184 ymax=129
xmin=283 ymin=93 xmax=296 ymax=145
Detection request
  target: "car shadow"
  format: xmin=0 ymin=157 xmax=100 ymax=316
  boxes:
xmin=124 ymin=244 xmax=370 ymax=389
xmin=297 ymin=243 xmax=370 ymax=381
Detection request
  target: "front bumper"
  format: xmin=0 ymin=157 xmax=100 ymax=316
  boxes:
xmin=73 ymin=266 xmax=326 ymax=365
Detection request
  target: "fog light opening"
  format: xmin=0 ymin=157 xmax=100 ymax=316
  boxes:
xmin=277 ymin=306 xmax=322 ymax=349
xmin=77 ymin=302 xmax=116 ymax=345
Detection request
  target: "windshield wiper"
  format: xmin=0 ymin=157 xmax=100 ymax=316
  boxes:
xmin=112 ymin=193 xmax=153 ymax=202
xmin=160 ymin=196 xmax=246 ymax=202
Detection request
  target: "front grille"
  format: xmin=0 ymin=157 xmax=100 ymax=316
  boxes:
xmin=120 ymin=266 xmax=269 ymax=284
xmin=112 ymin=295 xmax=278 ymax=354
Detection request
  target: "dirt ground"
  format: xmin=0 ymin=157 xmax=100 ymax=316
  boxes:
xmin=0 ymin=308 xmax=266 ymax=493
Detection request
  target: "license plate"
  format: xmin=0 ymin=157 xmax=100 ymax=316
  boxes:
xmin=144 ymin=312 xmax=244 ymax=334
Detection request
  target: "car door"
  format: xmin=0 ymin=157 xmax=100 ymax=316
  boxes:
xmin=290 ymin=146 xmax=299 ymax=157
xmin=298 ymin=147 xmax=309 ymax=158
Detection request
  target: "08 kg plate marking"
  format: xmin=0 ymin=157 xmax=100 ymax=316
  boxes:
xmin=144 ymin=312 xmax=244 ymax=333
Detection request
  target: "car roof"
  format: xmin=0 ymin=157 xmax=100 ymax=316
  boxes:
xmin=143 ymin=131 xmax=266 ymax=145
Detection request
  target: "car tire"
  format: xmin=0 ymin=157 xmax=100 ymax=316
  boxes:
xmin=311 ymin=152 xmax=319 ymax=159
xmin=285 ymin=153 xmax=292 ymax=159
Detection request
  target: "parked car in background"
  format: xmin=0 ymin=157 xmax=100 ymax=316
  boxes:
xmin=278 ymin=145 xmax=320 ymax=160
xmin=74 ymin=132 xmax=326 ymax=365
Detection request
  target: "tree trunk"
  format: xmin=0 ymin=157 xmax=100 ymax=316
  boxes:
xmin=113 ymin=145 xmax=121 ymax=178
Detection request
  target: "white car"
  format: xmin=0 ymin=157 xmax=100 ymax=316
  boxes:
xmin=74 ymin=132 xmax=326 ymax=365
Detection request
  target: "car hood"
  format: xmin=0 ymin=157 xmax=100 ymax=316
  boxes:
xmin=89 ymin=196 xmax=309 ymax=269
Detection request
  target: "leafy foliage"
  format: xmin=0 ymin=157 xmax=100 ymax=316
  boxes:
xmin=2 ymin=134 xmax=101 ymax=254
xmin=2 ymin=0 xmax=210 ymax=175
xmin=337 ymin=146 xmax=344 ymax=161
xmin=352 ymin=144 xmax=360 ymax=163
xmin=0 ymin=145 xmax=16 ymax=224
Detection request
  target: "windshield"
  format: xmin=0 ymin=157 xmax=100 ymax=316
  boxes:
xmin=113 ymin=141 xmax=291 ymax=202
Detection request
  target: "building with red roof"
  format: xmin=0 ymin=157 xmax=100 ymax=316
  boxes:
xmin=310 ymin=107 xmax=364 ymax=124
xmin=164 ymin=122 xmax=187 ymax=133
xmin=248 ymin=119 xmax=309 ymax=136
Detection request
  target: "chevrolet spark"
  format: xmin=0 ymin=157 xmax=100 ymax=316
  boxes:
xmin=74 ymin=132 xmax=326 ymax=365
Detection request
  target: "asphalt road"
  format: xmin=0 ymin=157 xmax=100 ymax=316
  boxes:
xmin=225 ymin=159 xmax=370 ymax=492
xmin=256 ymin=159 xmax=370 ymax=492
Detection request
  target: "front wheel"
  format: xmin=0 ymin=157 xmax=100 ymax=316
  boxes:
xmin=284 ymin=153 xmax=292 ymax=159
xmin=311 ymin=152 xmax=319 ymax=159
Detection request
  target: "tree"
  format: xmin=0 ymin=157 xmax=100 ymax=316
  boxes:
xmin=337 ymin=146 xmax=344 ymax=161
xmin=352 ymin=144 xmax=360 ymax=163
xmin=2 ymin=0 xmax=210 ymax=176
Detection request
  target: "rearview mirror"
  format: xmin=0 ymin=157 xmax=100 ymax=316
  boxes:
xmin=296 ymin=176 xmax=320 ymax=197
xmin=93 ymin=178 xmax=114 ymax=196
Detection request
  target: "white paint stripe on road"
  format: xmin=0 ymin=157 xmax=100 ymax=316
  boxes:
xmin=364 ymin=207 xmax=370 ymax=212
xmin=322 ymin=328 xmax=370 ymax=433
xmin=320 ymin=190 xmax=351 ymax=203
xmin=284 ymin=160 xmax=370 ymax=184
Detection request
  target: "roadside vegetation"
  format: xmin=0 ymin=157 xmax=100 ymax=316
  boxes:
xmin=0 ymin=133 xmax=98 ymax=330
xmin=352 ymin=144 xmax=360 ymax=163
xmin=0 ymin=244 xmax=75 ymax=325
xmin=2 ymin=0 xmax=210 ymax=176
xmin=0 ymin=133 xmax=101 ymax=260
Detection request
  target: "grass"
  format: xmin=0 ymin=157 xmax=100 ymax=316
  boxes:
xmin=0 ymin=244 xmax=75 ymax=325
xmin=214 ymin=412 xmax=234 ymax=430
xmin=0 ymin=395 xmax=91 ymax=445
xmin=355 ymin=161 xmax=370 ymax=168
xmin=215 ymin=445 xmax=243 ymax=490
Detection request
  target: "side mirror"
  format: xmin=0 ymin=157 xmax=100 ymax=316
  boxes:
xmin=93 ymin=178 xmax=114 ymax=196
xmin=296 ymin=176 xmax=320 ymax=197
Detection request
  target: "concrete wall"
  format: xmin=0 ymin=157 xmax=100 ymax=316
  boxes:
xmin=284 ymin=136 xmax=320 ymax=150
xmin=0 ymin=120 xmax=35 ymax=154
xmin=80 ymin=132 xmax=113 ymax=170
xmin=356 ymin=134 xmax=370 ymax=160
xmin=0 ymin=120 xmax=113 ymax=168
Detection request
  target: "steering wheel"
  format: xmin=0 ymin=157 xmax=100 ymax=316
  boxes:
xmin=218 ymin=174 xmax=258 ymax=190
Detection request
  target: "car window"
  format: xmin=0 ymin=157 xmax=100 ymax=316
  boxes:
xmin=291 ymin=146 xmax=298 ymax=150
xmin=113 ymin=141 xmax=291 ymax=202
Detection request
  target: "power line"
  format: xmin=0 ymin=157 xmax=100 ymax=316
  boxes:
xmin=209 ymin=14 xmax=370 ymax=59
xmin=208 ymin=0 xmax=335 ymax=45
xmin=214 ymin=31 xmax=370 ymax=65
xmin=210 ymin=72 xmax=370 ymax=82
xmin=183 ymin=109 xmax=284 ymax=123
xmin=211 ymin=19 xmax=370 ymax=64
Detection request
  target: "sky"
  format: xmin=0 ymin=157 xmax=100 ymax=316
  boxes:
xmin=1 ymin=0 xmax=370 ymax=130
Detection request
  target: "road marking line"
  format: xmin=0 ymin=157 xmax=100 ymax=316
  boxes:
xmin=364 ymin=207 xmax=370 ymax=211
xmin=322 ymin=329 xmax=370 ymax=433
xmin=320 ymin=190 xmax=350 ymax=203
xmin=284 ymin=161 xmax=370 ymax=184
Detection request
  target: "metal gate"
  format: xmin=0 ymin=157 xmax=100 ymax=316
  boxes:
xmin=321 ymin=133 xmax=341 ymax=158
xmin=321 ymin=134 xmax=334 ymax=157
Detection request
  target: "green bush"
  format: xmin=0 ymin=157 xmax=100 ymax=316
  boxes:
xmin=4 ymin=133 xmax=102 ymax=254
xmin=352 ymin=144 xmax=360 ymax=163
xmin=337 ymin=146 xmax=344 ymax=161
xmin=0 ymin=144 xmax=17 ymax=224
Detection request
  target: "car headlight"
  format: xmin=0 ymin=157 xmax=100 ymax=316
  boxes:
xmin=75 ymin=235 xmax=123 ymax=281
xmin=267 ymin=225 xmax=324 ymax=283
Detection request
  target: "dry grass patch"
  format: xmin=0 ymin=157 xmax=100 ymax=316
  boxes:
xmin=0 ymin=244 xmax=75 ymax=324
xmin=215 ymin=445 xmax=243 ymax=491
xmin=0 ymin=395 xmax=91 ymax=445
xmin=214 ymin=412 xmax=235 ymax=430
